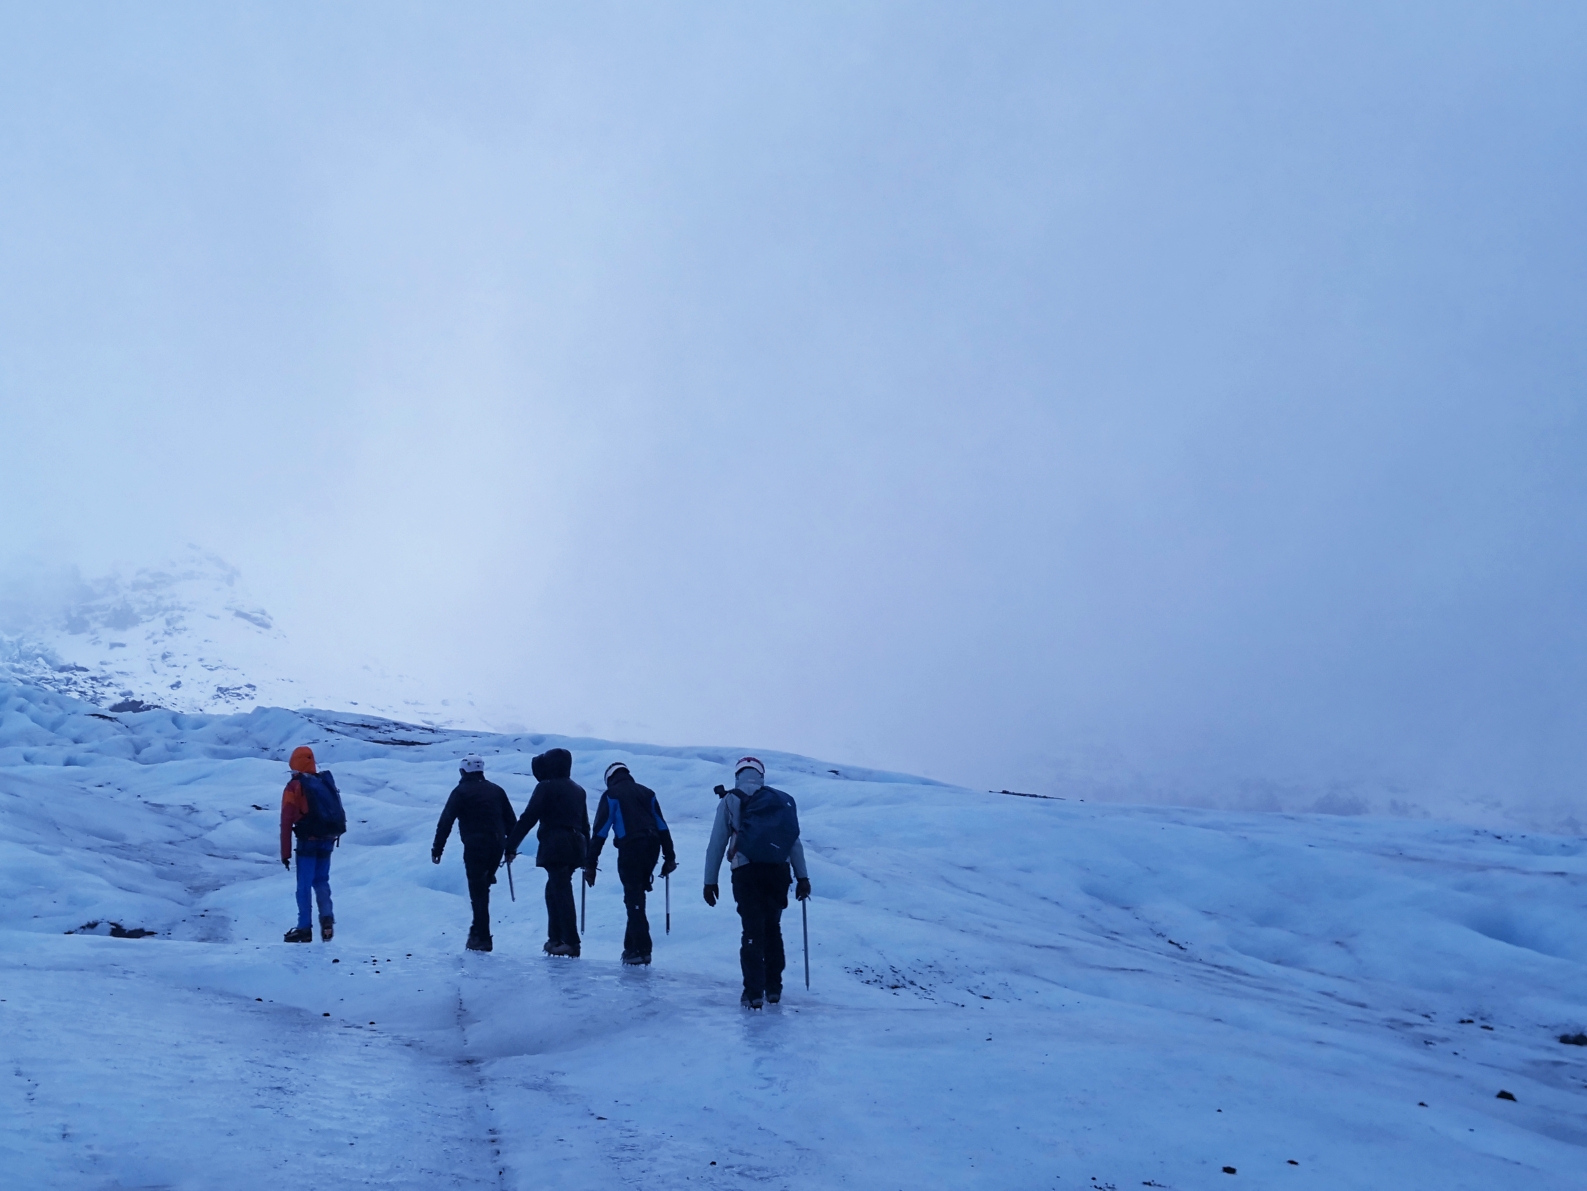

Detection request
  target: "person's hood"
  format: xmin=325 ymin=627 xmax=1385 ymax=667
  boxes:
xmin=536 ymin=748 xmax=573 ymax=780
xmin=459 ymin=769 xmax=485 ymax=782
xmin=289 ymin=746 xmax=316 ymax=774
xmin=734 ymin=768 xmax=765 ymax=795
xmin=604 ymin=768 xmax=634 ymax=791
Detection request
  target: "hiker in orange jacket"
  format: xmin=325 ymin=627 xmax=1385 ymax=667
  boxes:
xmin=280 ymin=746 xmax=345 ymax=942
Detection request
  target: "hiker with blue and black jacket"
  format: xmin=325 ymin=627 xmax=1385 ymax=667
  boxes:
xmin=703 ymin=756 xmax=811 ymax=1008
xmin=280 ymin=745 xmax=348 ymax=943
xmin=585 ymin=762 xmax=678 ymax=965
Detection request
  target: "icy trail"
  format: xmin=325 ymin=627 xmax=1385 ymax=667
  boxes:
xmin=1 ymin=682 xmax=1584 ymax=1189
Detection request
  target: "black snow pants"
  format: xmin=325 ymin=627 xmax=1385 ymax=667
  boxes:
xmin=616 ymin=837 xmax=662 ymax=958
xmin=731 ymin=861 xmax=792 ymax=998
xmin=463 ymin=842 xmax=504 ymax=939
xmin=544 ymin=865 xmax=579 ymax=950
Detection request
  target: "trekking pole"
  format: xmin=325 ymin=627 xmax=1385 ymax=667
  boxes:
xmin=505 ymin=856 xmax=516 ymax=902
xmin=581 ymin=879 xmax=586 ymax=934
xmin=665 ymin=873 xmax=671 ymax=935
xmin=802 ymin=898 xmax=810 ymax=989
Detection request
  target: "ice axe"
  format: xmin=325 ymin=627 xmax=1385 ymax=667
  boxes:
xmin=802 ymin=898 xmax=810 ymax=990
xmin=581 ymin=877 xmax=587 ymax=934
xmin=505 ymin=855 xmax=516 ymax=902
xmin=665 ymin=872 xmax=671 ymax=935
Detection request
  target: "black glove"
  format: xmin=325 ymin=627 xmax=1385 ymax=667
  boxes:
xmin=282 ymin=858 xmax=291 ymax=870
xmin=583 ymin=865 xmax=597 ymax=887
xmin=504 ymin=850 xmax=516 ymax=865
xmin=431 ymin=850 xmax=442 ymax=865
xmin=703 ymin=883 xmax=719 ymax=907
xmin=796 ymin=877 xmax=811 ymax=901
xmin=660 ymin=856 xmax=678 ymax=878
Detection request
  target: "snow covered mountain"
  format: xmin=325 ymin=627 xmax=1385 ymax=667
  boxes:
xmin=0 ymin=548 xmax=458 ymax=724
xmin=2 ymin=680 xmax=1584 ymax=1189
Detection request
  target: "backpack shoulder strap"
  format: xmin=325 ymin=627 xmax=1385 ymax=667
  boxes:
xmin=724 ymin=790 xmax=741 ymax=860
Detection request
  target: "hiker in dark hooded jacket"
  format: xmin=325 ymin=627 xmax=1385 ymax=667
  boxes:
xmin=432 ymin=754 xmax=516 ymax=952
xmin=506 ymin=748 xmax=589 ymax=957
xmin=703 ymin=756 xmax=811 ymax=1008
xmin=585 ymin=762 xmax=678 ymax=965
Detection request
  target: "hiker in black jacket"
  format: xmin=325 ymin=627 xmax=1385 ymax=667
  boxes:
xmin=506 ymin=748 xmax=590 ymax=957
xmin=585 ymin=762 xmax=678 ymax=965
xmin=432 ymin=754 xmax=516 ymax=952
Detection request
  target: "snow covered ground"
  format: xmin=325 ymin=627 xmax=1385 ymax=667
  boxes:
xmin=2 ymin=679 xmax=1585 ymax=1189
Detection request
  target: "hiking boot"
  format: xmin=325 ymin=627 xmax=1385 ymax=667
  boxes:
xmin=621 ymin=950 xmax=651 ymax=966
xmin=766 ymin=989 xmax=782 ymax=1004
xmin=546 ymin=942 xmax=575 ymax=957
xmin=283 ymin=926 xmax=313 ymax=943
xmin=320 ymin=918 xmax=334 ymax=942
xmin=740 ymin=991 xmax=764 ymax=1010
xmin=465 ymin=932 xmax=492 ymax=952
xmin=543 ymin=940 xmax=560 ymax=956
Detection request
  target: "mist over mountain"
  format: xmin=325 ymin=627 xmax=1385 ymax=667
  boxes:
xmin=1 ymin=5 xmax=1583 ymax=833
xmin=0 ymin=548 xmax=471 ymax=727
xmin=1 ymin=546 xmax=1579 ymax=836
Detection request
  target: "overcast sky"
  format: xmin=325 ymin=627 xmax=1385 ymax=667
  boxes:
xmin=2 ymin=3 xmax=1584 ymax=821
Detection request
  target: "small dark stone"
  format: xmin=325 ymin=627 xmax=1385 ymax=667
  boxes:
xmin=1418 ymin=1102 xmax=1427 ymax=1107
xmin=1496 ymin=1090 xmax=1517 ymax=1102
xmin=1287 ymin=1160 xmax=1298 ymax=1165
xmin=1223 ymin=1167 xmax=1237 ymax=1175
xmin=1559 ymin=1033 xmax=1587 ymax=1046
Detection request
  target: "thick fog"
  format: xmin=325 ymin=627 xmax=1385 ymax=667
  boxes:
xmin=2 ymin=4 xmax=1584 ymax=826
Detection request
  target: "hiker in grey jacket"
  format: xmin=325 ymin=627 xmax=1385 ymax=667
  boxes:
xmin=703 ymin=756 xmax=811 ymax=1008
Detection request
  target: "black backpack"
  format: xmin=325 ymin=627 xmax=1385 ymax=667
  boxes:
xmin=733 ymin=786 xmax=800 ymax=864
xmin=295 ymin=771 xmax=348 ymax=839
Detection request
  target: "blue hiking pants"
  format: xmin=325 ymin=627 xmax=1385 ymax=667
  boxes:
xmin=295 ymin=838 xmax=335 ymax=929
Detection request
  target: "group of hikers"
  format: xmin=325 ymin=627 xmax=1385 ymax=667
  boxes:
xmin=277 ymin=746 xmax=811 ymax=1008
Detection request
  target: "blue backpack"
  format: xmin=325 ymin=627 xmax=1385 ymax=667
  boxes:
xmin=734 ymin=786 xmax=800 ymax=864
xmin=295 ymin=771 xmax=347 ymax=839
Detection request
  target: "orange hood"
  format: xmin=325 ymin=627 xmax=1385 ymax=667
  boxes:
xmin=289 ymin=746 xmax=317 ymax=774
